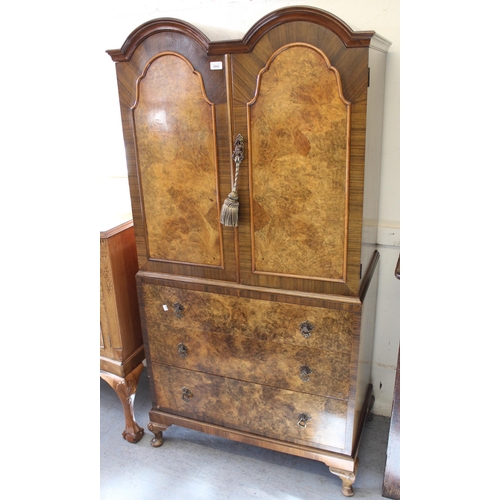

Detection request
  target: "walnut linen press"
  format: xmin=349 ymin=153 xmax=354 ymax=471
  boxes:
xmin=107 ymin=6 xmax=390 ymax=496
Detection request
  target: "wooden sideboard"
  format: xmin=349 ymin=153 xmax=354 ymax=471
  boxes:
xmin=100 ymin=219 xmax=145 ymax=443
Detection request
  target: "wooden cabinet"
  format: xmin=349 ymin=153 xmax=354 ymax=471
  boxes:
xmin=100 ymin=220 xmax=145 ymax=443
xmin=107 ymin=6 xmax=390 ymax=495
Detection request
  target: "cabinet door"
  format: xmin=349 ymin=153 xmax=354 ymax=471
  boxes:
xmin=112 ymin=27 xmax=238 ymax=282
xmin=230 ymin=16 xmax=370 ymax=296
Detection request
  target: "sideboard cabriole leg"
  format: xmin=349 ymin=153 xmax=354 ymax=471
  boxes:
xmin=100 ymin=363 xmax=145 ymax=443
xmin=329 ymin=461 xmax=358 ymax=497
xmin=148 ymin=422 xmax=169 ymax=447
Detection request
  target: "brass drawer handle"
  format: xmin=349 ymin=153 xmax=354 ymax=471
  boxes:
xmin=299 ymin=365 xmax=313 ymax=382
xmin=177 ymin=343 xmax=189 ymax=358
xmin=181 ymin=387 xmax=193 ymax=402
xmin=173 ymin=302 xmax=185 ymax=318
xmin=297 ymin=412 xmax=311 ymax=428
xmin=300 ymin=321 xmax=314 ymax=338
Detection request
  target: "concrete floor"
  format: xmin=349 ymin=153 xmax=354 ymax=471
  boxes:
xmin=100 ymin=369 xmax=392 ymax=500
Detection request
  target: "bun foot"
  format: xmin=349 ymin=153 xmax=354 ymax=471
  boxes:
xmin=148 ymin=422 xmax=169 ymax=447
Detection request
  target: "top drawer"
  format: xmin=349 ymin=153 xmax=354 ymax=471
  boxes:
xmin=141 ymin=282 xmax=354 ymax=354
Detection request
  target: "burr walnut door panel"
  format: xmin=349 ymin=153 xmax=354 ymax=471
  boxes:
xmin=151 ymin=363 xmax=348 ymax=452
xmin=231 ymin=24 xmax=370 ymax=297
xmin=115 ymin=34 xmax=237 ymax=282
xmin=134 ymin=54 xmax=222 ymax=267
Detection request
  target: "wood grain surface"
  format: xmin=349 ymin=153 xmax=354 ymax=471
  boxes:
xmin=141 ymin=282 xmax=354 ymax=353
xmin=151 ymin=363 xmax=348 ymax=452
xmin=249 ymin=44 xmax=349 ymax=281
xmin=134 ymin=53 xmax=222 ymax=266
xmin=230 ymin=20 xmax=370 ymax=296
xmin=100 ymin=221 xmax=144 ymax=372
xmin=148 ymin=328 xmax=350 ymax=399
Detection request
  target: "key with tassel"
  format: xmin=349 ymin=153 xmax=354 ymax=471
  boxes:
xmin=220 ymin=134 xmax=244 ymax=227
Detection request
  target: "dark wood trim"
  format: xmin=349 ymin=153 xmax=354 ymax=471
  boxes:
xmin=359 ymin=250 xmax=380 ymax=302
xmin=107 ymin=6 xmax=377 ymax=61
xmin=106 ymin=18 xmax=211 ymax=62
xmin=208 ymin=6 xmax=376 ymax=55
xmin=137 ymin=270 xmax=362 ymax=308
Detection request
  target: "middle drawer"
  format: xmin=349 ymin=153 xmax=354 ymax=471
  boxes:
xmin=146 ymin=327 xmax=351 ymax=399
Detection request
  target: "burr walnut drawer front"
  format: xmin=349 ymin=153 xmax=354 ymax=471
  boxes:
xmin=151 ymin=363 xmax=348 ymax=452
xmin=141 ymin=283 xmax=354 ymax=354
xmin=147 ymin=328 xmax=350 ymax=399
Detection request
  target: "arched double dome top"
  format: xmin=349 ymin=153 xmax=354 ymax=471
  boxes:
xmin=107 ymin=6 xmax=388 ymax=62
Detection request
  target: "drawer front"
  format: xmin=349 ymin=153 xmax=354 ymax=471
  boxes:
xmin=141 ymin=283 xmax=354 ymax=354
xmin=148 ymin=328 xmax=350 ymax=399
xmin=151 ymin=363 xmax=348 ymax=452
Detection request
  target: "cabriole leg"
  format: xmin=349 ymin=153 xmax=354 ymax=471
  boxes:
xmin=100 ymin=364 xmax=144 ymax=443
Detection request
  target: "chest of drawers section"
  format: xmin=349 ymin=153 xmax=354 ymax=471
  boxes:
xmin=137 ymin=276 xmax=363 ymax=455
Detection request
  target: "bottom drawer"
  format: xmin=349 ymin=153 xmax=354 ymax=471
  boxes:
xmin=151 ymin=363 xmax=348 ymax=452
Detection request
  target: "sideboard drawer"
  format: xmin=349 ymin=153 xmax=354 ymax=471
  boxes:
xmin=151 ymin=363 xmax=348 ymax=452
xmin=148 ymin=328 xmax=350 ymax=399
xmin=141 ymin=283 xmax=354 ymax=354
